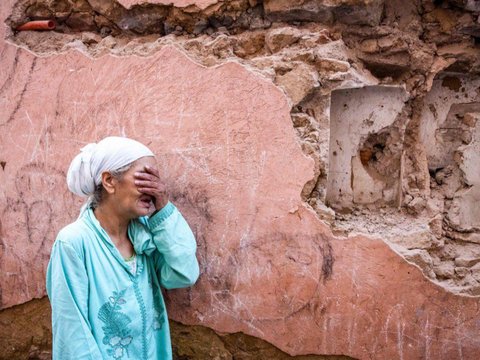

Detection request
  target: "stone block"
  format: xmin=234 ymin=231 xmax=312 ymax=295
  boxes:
xmin=265 ymin=26 xmax=302 ymax=53
xmin=359 ymin=39 xmax=378 ymax=53
xmin=471 ymin=262 xmax=480 ymax=281
xmin=391 ymin=228 xmax=436 ymax=250
xmin=434 ymin=261 xmax=455 ymax=278
xmin=455 ymin=256 xmax=480 ymax=267
xmin=403 ymin=249 xmax=436 ymax=278
xmin=275 ymin=63 xmax=319 ymax=106
xmin=315 ymin=58 xmax=350 ymax=73
xmin=455 ymin=266 xmax=470 ymax=278
xmin=264 ymin=0 xmax=384 ymax=26
xmin=119 ymin=0 xmax=220 ymax=10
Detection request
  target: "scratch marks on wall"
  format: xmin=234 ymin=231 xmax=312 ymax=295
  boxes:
xmin=0 ymin=162 xmax=75 ymax=309
xmin=0 ymin=56 xmax=37 ymax=126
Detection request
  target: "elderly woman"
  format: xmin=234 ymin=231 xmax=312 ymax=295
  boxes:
xmin=46 ymin=137 xmax=199 ymax=360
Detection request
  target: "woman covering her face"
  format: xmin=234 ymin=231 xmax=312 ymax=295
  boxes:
xmin=46 ymin=136 xmax=199 ymax=360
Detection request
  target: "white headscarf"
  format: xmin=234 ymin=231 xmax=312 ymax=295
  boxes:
xmin=67 ymin=136 xmax=154 ymax=198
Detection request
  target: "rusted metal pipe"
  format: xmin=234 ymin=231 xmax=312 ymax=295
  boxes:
xmin=16 ymin=20 xmax=56 ymax=31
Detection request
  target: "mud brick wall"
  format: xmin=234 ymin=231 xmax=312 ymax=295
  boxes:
xmin=2 ymin=1 xmax=480 ymax=359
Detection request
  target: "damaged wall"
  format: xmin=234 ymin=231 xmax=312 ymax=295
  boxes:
xmin=416 ymin=75 xmax=480 ymax=292
xmin=2 ymin=0 xmax=480 ymax=359
xmin=327 ymin=85 xmax=407 ymax=209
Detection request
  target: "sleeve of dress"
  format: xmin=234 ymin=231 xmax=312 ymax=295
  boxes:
xmin=147 ymin=201 xmax=200 ymax=289
xmin=46 ymin=237 xmax=103 ymax=360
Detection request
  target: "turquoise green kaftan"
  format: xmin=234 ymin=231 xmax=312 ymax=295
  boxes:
xmin=46 ymin=202 xmax=199 ymax=360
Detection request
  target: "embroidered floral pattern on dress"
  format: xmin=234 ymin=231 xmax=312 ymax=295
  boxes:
xmin=98 ymin=289 xmax=133 ymax=359
xmin=153 ymin=309 xmax=164 ymax=330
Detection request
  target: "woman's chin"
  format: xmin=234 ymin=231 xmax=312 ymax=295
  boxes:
xmin=135 ymin=202 xmax=153 ymax=216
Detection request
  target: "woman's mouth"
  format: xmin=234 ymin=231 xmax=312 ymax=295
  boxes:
xmin=139 ymin=195 xmax=153 ymax=208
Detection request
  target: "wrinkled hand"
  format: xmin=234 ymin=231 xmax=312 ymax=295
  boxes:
xmin=134 ymin=165 xmax=169 ymax=211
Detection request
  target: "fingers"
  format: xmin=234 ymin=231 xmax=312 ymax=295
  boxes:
xmin=134 ymin=179 xmax=159 ymax=188
xmin=134 ymin=165 xmax=169 ymax=210
xmin=134 ymin=171 xmax=157 ymax=181
xmin=144 ymin=165 xmax=160 ymax=177
xmin=136 ymin=187 xmax=157 ymax=196
xmin=137 ymin=186 xmax=167 ymax=197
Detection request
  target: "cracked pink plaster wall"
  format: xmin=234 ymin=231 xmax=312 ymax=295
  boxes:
xmin=1 ymin=1 xmax=480 ymax=359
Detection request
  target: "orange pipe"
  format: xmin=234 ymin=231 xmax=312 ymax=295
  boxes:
xmin=16 ymin=20 xmax=56 ymax=31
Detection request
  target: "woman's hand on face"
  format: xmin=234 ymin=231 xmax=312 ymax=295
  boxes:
xmin=134 ymin=165 xmax=169 ymax=211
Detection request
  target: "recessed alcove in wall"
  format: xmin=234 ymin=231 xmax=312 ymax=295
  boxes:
xmin=326 ymin=85 xmax=408 ymax=211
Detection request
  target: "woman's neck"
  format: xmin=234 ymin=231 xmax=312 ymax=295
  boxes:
xmin=93 ymin=202 xmax=130 ymax=244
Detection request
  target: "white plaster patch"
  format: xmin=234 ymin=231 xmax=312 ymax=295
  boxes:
xmin=326 ymin=85 xmax=407 ymax=209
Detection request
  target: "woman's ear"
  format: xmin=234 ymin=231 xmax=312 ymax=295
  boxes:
xmin=101 ymin=172 xmax=116 ymax=195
